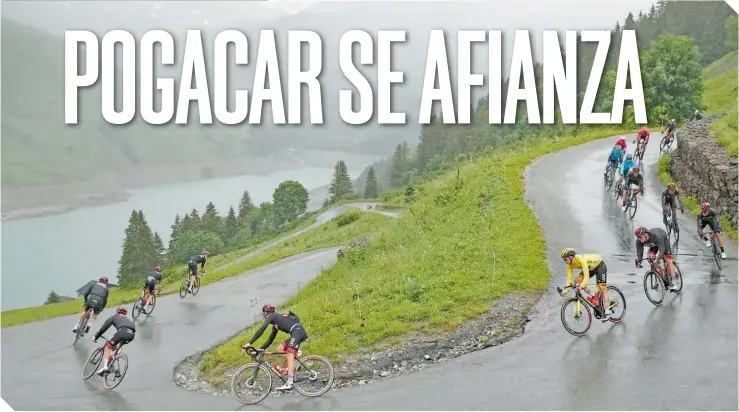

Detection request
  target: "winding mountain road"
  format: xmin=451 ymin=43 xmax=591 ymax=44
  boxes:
xmin=2 ymin=140 xmax=736 ymax=410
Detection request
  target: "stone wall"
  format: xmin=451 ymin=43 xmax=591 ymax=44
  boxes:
xmin=669 ymin=114 xmax=738 ymax=227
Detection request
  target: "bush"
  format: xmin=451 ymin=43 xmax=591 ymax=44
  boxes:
xmin=334 ymin=209 xmax=362 ymax=227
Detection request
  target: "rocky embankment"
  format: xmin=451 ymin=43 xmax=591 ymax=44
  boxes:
xmin=173 ymin=292 xmax=541 ymax=398
xmin=669 ymin=115 xmax=738 ymax=227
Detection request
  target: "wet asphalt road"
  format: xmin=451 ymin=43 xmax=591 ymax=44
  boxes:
xmin=2 ymin=139 xmax=736 ymax=410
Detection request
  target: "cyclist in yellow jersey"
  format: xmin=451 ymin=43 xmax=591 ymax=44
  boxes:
xmin=559 ymin=248 xmax=612 ymax=317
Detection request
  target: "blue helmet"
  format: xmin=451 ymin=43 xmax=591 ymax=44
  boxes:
xmin=626 ymin=153 xmax=633 ymax=160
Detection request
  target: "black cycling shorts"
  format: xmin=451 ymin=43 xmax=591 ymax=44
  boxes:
xmin=144 ymin=277 xmax=156 ymax=293
xmin=590 ymin=261 xmax=607 ymax=284
xmin=85 ymin=294 xmax=105 ymax=313
xmin=109 ymin=328 xmax=135 ymax=347
xmin=282 ymin=326 xmax=307 ymax=355
xmin=663 ymin=197 xmax=678 ymax=211
xmin=187 ymin=261 xmax=198 ymax=275
xmin=699 ymin=216 xmax=722 ymax=233
xmin=648 ymin=245 xmax=673 ymax=259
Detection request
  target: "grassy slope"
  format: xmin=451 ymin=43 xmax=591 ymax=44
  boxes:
xmin=0 ymin=211 xmax=391 ymax=328
xmin=198 ymin=127 xmax=632 ymax=382
xmin=702 ymin=51 xmax=738 ymax=156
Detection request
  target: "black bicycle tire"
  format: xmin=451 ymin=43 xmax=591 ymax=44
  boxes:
xmin=132 ymin=298 xmax=143 ymax=321
xmin=192 ymin=277 xmax=201 ymax=295
xmin=629 ymin=194 xmax=638 ymax=219
xmin=643 ymin=271 xmax=664 ymax=306
xmin=673 ymin=218 xmax=680 ymax=244
xmin=712 ymin=237 xmax=722 ymax=270
xmin=606 ymin=285 xmax=626 ymax=323
xmin=147 ymin=294 xmax=156 ymax=315
xmin=104 ymin=353 xmax=128 ymax=390
xmin=81 ymin=347 xmax=104 ymax=380
xmin=179 ymin=280 xmax=188 ymax=298
xmin=672 ymin=262 xmax=683 ymax=294
xmin=560 ymin=297 xmax=592 ymax=336
xmin=293 ymin=355 xmax=335 ymax=397
xmin=74 ymin=311 xmax=91 ymax=345
xmin=231 ymin=363 xmax=273 ymax=405
xmin=660 ymin=137 xmax=668 ymax=152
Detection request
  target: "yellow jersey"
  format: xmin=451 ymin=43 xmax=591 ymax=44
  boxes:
xmin=565 ymin=254 xmax=603 ymax=286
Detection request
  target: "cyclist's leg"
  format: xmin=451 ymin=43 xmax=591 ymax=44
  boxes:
xmin=187 ymin=262 xmax=197 ymax=289
xmin=647 ymin=247 xmax=660 ymax=270
xmin=594 ymin=262 xmax=609 ymax=313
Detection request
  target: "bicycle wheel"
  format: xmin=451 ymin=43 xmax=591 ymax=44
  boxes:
xmin=74 ymin=311 xmax=90 ymax=346
xmin=293 ymin=355 xmax=335 ymax=397
xmin=604 ymin=167 xmax=614 ymax=190
xmin=613 ymin=182 xmax=622 ymax=201
xmin=670 ymin=262 xmax=683 ymax=294
xmin=643 ymin=271 xmax=665 ymax=306
xmin=147 ymin=294 xmax=156 ymax=315
xmin=192 ymin=277 xmax=201 ymax=295
xmin=606 ymin=286 xmax=626 ymax=323
xmin=560 ymin=297 xmax=592 ymax=336
xmin=672 ymin=218 xmax=680 ymax=244
xmin=659 ymin=136 xmax=669 ymax=153
xmin=712 ymin=237 xmax=722 ymax=270
xmin=231 ymin=363 xmax=273 ymax=405
xmin=81 ymin=347 xmax=104 ymax=380
xmin=628 ymin=193 xmax=638 ymax=219
xmin=104 ymin=353 xmax=128 ymax=390
xmin=179 ymin=280 xmax=189 ymax=298
xmin=132 ymin=298 xmax=144 ymax=321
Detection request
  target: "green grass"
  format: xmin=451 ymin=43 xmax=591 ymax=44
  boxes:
xmin=198 ymin=127 xmax=634 ymax=384
xmin=702 ymin=51 xmax=738 ymax=157
xmin=657 ymin=154 xmax=737 ymax=240
xmin=0 ymin=209 xmax=383 ymax=328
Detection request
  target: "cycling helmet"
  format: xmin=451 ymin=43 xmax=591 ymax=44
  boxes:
xmin=626 ymin=153 xmax=633 ymax=160
xmin=667 ymin=183 xmax=676 ymax=191
xmin=202 ymin=250 xmax=211 ymax=257
xmin=560 ymin=248 xmax=576 ymax=259
xmin=632 ymin=166 xmax=640 ymax=173
xmin=634 ymin=227 xmax=648 ymax=237
xmin=116 ymin=307 xmax=127 ymax=315
xmin=701 ymin=202 xmax=710 ymax=213
xmin=617 ymin=136 xmax=626 ymax=142
xmin=99 ymin=276 xmax=109 ymax=284
xmin=154 ymin=266 xmax=161 ymax=272
xmin=262 ymin=304 xmax=275 ymax=313
xmin=695 ymin=110 xmax=700 ymax=114
xmin=639 ymin=127 xmax=648 ymax=133
xmin=671 ymin=118 xmax=675 ymax=123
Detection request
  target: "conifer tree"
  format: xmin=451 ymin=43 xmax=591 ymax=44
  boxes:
xmin=238 ymin=190 xmax=255 ymax=221
xmin=201 ymin=202 xmax=223 ymax=236
xmin=364 ymin=166 xmax=379 ymax=198
xmin=224 ymin=206 xmax=239 ymax=240
xmin=329 ymin=160 xmax=353 ymax=203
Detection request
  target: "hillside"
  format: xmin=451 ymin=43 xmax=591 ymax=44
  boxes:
xmin=702 ymin=51 xmax=738 ymax=156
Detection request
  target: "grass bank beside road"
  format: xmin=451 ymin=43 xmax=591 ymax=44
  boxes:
xmin=702 ymin=51 xmax=738 ymax=157
xmin=198 ymin=127 xmax=633 ymax=383
xmin=0 ymin=208 xmax=390 ymax=328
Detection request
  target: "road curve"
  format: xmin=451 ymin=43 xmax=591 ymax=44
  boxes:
xmin=2 ymin=143 xmax=736 ymax=410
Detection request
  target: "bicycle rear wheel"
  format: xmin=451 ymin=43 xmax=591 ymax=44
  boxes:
xmin=81 ymin=347 xmax=104 ymax=380
xmin=606 ymin=286 xmax=626 ymax=323
xmin=712 ymin=237 xmax=722 ymax=270
xmin=628 ymin=193 xmax=638 ymax=219
xmin=293 ymin=355 xmax=335 ymax=397
xmin=560 ymin=297 xmax=592 ymax=336
xmin=74 ymin=311 xmax=90 ymax=346
xmin=231 ymin=363 xmax=273 ymax=405
xmin=179 ymin=280 xmax=189 ymax=298
xmin=147 ymin=294 xmax=156 ymax=315
xmin=604 ymin=167 xmax=614 ymax=190
xmin=643 ymin=271 xmax=665 ymax=306
xmin=670 ymin=262 xmax=683 ymax=294
xmin=132 ymin=298 xmax=144 ymax=321
xmin=672 ymin=217 xmax=680 ymax=244
xmin=192 ymin=277 xmax=201 ymax=295
xmin=104 ymin=353 xmax=128 ymax=389
xmin=659 ymin=136 xmax=669 ymax=153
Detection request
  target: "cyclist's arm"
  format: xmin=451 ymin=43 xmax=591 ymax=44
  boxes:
xmin=248 ymin=319 xmax=270 ymax=345
xmin=102 ymin=290 xmax=109 ymax=307
xmin=200 ymin=258 xmax=207 ymax=270
xmin=94 ymin=316 xmax=114 ymax=340
xmin=565 ymin=265 xmax=573 ymax=287
xmin=636 ymin=241 xmax=645 ymax=262
xmin=260 ymin=328 xmax=278 ymax=350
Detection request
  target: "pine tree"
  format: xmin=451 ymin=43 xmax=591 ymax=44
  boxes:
xmin=364 ymin=166 xmax=379 ymax=198
xmin=168 ymin=214 xmax=181 ymax=256
xmin=224 ymin=206 xmax=239 ymax=240
xmin=118 ymin=209 xmax=159 ymax=287
xmin=328 ymin=160 xmax=353 ymax=203
xmin=201 ymin=202 xmax=223 ymax=236
xmin=44 ymin=290 xmax=61 ymax=305
xmin=153 ymin=232 xmax=165 ymax=257
xmin=181 ymin=209 xmax=201 ymax=233
xmin=390 ymin=143 xmax=410 ymax=187
xmin=238 ymin=190 xmax=255 ymax=222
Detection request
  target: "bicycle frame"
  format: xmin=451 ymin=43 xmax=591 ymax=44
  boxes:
xmin=244 ymin=348 xmax=310 ymax=384
xmin=559 ymin=285 xmax=603 ymax=315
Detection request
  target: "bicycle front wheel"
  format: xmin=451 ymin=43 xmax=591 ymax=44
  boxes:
xmin=560 ymin=297 xmax=592 ymax=336
xmin=132 ymin=298 xmax=144 ymax=321
xmin=74 ymin=311 xmax=90 ymax=346
xmin=231 ymin=363 xmax=273 ymax=405
xmin=606 ymin=286 xmax=626 ymax=323
xmin=147 ymin=294 xmax=156 ymax=314
xmin=81 ymin=347 xmax=104 ymax=380
xmin=192 ymin=277 xmax=201 ymax=295
xmin=104 ymin=353 xmax=128 ymax=390
xmin=628 ymin=194 xmax=638 ymax=219
xmin=643 ymin=271 xmax=665 ymax=306
xmin=659 ymin=136 xmax=669 ymax=152
xmin=712 ymin=238 xmax=722 ymax=270
xmin=179 ymin=280 xmax=189 ymax=298
xmin=671 ymin=262 xmax=683 ymax=294
xmin=294 ymin=355 xmax=335 ymax=397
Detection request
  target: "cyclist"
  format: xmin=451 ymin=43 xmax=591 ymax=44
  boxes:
xmin=559 ymin=248 xmax=612 ymax=317
xmin=661 ymin=183 xmax=684 ymax=228
xmin=694 ymin=110 xmax=703 ymax=121
xmin=73 ymin=276 xmax=110 ymax=334
xmin=604 ymin=143 xmax=623 ymax=178
xmin=186 ymin=250 xmax=211 ymax=294
xmin=616 ymin=153 xmax=636 ymax=191
xmin=615 ymin=136 xmax=628 ymax=152
xmin=93 ymin=307 xmax=136 ymax=375
xmin=634 ymin=226 xmax=679 ymax=291
xmin=621 ymin=165 xmax=644 ymax=212
xmin=697 ymin=202 xmax=727 ymax=259
xmin=241 ymin=304 xmax=308 ymax=391
xmin=662 ymin=119 xmax=676 ymax=144
xmin=634 ymin=127 xmax=650 ymax=157
xmin=141 ymin=266 xmax=163 ymax=314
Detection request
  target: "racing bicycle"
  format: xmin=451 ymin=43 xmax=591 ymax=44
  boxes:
xmin=623 ymin=186 xmax=640 ymax=219
xmin=664 ymin=208 xmax=681 ymax=246
xmin=179 ymin=272 xmax=202 ymax=298
xmin=132 ymin=287 xmax=159 ymax=320
xmin=81 ymin=336 xmax=130 ymax=390
xmin=633 ymin=139 xmax=646 ymax=162
xmin=74 ymin=307 xmax=95 ymax=346
xmin=603 ymin=162 xmax=616 ymax=191
xmin=556 ymin=284 xmax=626 ymax=336
xmin=702 ymin=229 xmax=723 ymax=270
xmin=639 ymin=256 xmax=683 ymax=306
xmin=660 ymin=131 xmax=676 ymax=153
xmin=231 ymin=343 xmax=334 ymax=405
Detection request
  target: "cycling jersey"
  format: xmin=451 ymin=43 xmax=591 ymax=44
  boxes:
xmin=620 ymin=159 xmax=635 ymax=176
xmin=636 ymin=227 xmax=671 ymax=260
xmin=608 ymin=146 xmax=624 ymax=161
xmin=82 ymin=282 xmax=109 ymax=306
xmin=615 ymin=140 xmax=627 ymax=151
xmin=625 ymin=170 xmax=643 ymax=187
xmin=145 ymin=271 xmax=163 ymax=284
xmin=94 ymin=313 xmax=136 ymax=347
xmin=249 ymin=312 xmax=307 ymax=351
xmin=698 ymin=210 xmax=722 ymax=233
xmin=637 ymin=129 xmax=650 ymax=140
xmin=565 ymin=254 xmax=604 ymax=287
xmin=188 ymin=254 xmax=207 ymax=274
xmin=661 ymin=190 xmax=682 ymax=210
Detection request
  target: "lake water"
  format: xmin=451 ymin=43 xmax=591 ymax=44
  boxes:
xmin=1 ymin=166 xmax=360 ymax=310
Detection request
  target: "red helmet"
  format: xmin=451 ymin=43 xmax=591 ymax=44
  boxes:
xmin=116 ymin=307 xmax=127 ymax=315
xmin=99 ymin=276 xmax=109 ymax=284
xmin=632 ymin=166 xmax=640 ymax=173
xmin=617 ymin=136 xmax=626 ymax=143
xmin=634 ymin=226 xmax=648 ymax=237
xmin=640 ymin=127 xmax=648 ymax=133
xmin=262 ymin=304 xmax=275 ymax=313
xmin=667 ymin=183 xmax=676 ymax=191
xmin=154 ymin=266 xmax=161 ymax=272
xmin=701 ymin=202 xmax=710 ymax=213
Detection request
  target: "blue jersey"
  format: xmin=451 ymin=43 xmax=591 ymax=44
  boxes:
xmin=621 ymin=159 xmax=635 ymax=176
xmin=608 ymin=145 xmax=624 ymax=161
